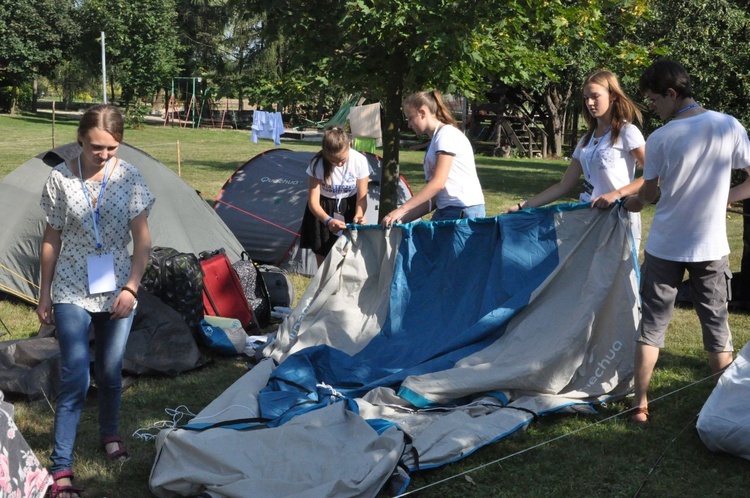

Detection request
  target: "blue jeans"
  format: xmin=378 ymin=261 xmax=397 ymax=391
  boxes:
xmin=432 ymin=204 xmax=486 ymax=221
xmin=50 ymin=303 xmax=133 ymax=473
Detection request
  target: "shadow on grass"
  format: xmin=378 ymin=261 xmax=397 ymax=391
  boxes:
xmin=10 ymin=111 xmax=82 ymax=125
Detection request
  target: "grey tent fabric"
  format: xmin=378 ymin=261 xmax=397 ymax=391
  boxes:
xmin=213 ymin=149 xmax=412 ymax=275
xmin=0 ymin=337 xmax=60 ymax=401
xmin=150 ymin=359 xmax=406 ymax=498
xmin=0 ymin=142 xmax=244 ymax=304
xmin=697 ymin=339 xmax=750 ymax=460
xmin=0 ymin=289 xmax=204 ymax=400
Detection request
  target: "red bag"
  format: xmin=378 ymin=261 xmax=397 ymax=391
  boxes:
xmin=199 ymin=249 xmax=256 ymax=331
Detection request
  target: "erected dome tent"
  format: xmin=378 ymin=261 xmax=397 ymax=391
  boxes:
xmin=213 ymin=149 xmax=413 ymax=275
xmin=0 ymin=142 xmax=244 ymax=304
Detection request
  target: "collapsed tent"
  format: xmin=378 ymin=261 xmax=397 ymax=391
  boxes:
xmin=150 ymin=204 xmax=640 ymax=497
xmin=697 ymin=338 xmax=750 ymax=460
xmin=213 ymin=149 xmax=413 ymax=275
xmin=0 ymin=142 xmax=244 ymax=304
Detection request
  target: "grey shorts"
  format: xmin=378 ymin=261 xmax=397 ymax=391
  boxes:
xmin=639 ymin=252 xmax=733 ymax=353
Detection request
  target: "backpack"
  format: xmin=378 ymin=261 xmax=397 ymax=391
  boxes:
xmin=258 ymin=264 xmax=295 ymax=310
xmin=140 ymin=247 xmax=204 ymax=334
xmin=232 ymin=252 xmax=272 ymax=328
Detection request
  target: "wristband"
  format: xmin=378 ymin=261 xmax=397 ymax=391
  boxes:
xmin=121 ymin=285 xmax=138 ymax=299
xmin=324 ymin=216 xmax=333 ymax=225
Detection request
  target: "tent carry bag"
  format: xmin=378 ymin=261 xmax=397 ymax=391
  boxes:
xmin=199 ymin=249 xmax=257 ymax=331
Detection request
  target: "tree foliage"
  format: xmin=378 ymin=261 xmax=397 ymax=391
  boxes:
xmin=634 ymin=0 xmax=750 ymax=130
xmin=0 ymin=0 xmax=78 ymax=111
xmin=242 ymin=0 xmax=631 ymax=214
xmin=74 ymin=0 xmax=183 ymax=105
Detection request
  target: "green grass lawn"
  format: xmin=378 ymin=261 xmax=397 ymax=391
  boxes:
xmin=1 ymin=112 xmax=748 ymax=497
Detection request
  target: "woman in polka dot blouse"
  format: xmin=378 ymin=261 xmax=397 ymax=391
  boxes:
xmin=37 ymin=104 xmax=154 ymax=498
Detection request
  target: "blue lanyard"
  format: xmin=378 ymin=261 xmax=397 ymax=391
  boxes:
xmin=78 ymin=156 xmax=112 ymax=249
xmin=583 ymin=126 xmax=610 ymax=180
xmin=673 ymin=103 xmax=699 ymax=118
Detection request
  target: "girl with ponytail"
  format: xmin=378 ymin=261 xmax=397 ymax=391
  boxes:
xmin=381 ymin=90 xmax=485 ymax=226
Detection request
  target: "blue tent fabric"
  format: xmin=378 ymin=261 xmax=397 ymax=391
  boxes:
xmin=150 ymin=204 xmax=640 ymax=498
xmin=258 ymin=203 xmax=623 ymax=420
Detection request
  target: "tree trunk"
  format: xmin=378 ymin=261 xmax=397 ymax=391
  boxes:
xmin=32 ymin=78 xmax=38 ymax=112
xmin=543 ymin=83 xmax=574 ymax=158
xmin=570 ymin=103 xmax=580 ymax=154
xmin=544 ymin=86 xmax=563 ymax=158
xmin=378 ymin=51 xmax=406 ymax=222
xmin=9 ymin=86 xmax=17 ymax=115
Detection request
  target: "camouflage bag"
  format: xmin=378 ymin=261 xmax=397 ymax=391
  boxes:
xmin=141 ymin=247 xmax=204 ymax=333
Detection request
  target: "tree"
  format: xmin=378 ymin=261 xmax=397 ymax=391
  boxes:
xmin=0 ymin=0 xmax=78 ymax=112
xmin=174 ymin=0 xmax=230 ymax=80
xmin=74 ymin=0 xmax=183 ymax=105
xmin=634 ymin=0 xmax=750 ymax=130
xmin=243 ymin=0 xmax=616 ymax=217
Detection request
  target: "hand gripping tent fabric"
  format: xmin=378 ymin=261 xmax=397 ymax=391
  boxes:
xmin=0 ymin=142 xmax=244 ymax=305
xmin=150 ymin=204 xmax=641 ymax=497
xmin=212 ymin=149 xmax=414 ymax=275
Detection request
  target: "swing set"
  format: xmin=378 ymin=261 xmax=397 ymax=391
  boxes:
xmin=164 ymin=77 xmax=201 ymax=128
xmin=164 ymin=77 xmax=253 ymax=130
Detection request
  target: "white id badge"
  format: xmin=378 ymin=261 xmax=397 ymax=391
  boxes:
xmin=87 ymin=253 xmax=117 ymax=294
xmin=333 ymin=212 xmax=345 ymax=237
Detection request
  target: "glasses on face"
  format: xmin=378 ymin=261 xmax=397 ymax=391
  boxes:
xmin=645 ymin=94 xmax=665 ymax=106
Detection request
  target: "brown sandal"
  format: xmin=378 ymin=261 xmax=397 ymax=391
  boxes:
xmin=627 ymin=405 xmax=649 ymax=427
xmin=102 ymin=435 xmax=130 ymax=462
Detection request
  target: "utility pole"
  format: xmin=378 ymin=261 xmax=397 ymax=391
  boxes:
xmin=101 ymin=32 xmax=107 ymax=104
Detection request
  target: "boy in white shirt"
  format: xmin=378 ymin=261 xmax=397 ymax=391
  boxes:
xmin=624 ymin=59 xmax=750 ymax=426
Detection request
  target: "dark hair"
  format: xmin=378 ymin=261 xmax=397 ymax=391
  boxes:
xmin=77 ymin=104 xmax=124 ymax=144
xmin=638 ymin=59 xmax=693 ymax=99
xmin=582 ymin=70 xmax=642 ymax=146
xmin=403 ymin=90 xmax=458 ymax=127
xmin=311 ymin=125 xmax=350 ymax=182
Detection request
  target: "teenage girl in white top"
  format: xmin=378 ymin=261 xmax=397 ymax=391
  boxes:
xmin=381 ymin=90 xmax=485 ymax=226
xmin=506 ymin=70 xmax=646 ymax=246
xmin=299 ymin=126 xmax=371 ymax=266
